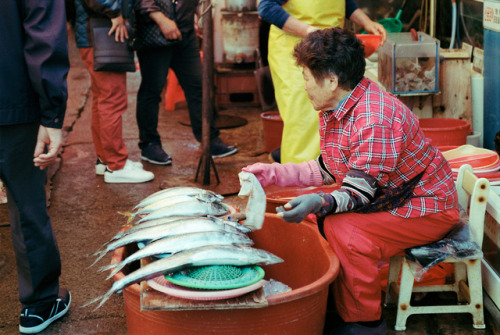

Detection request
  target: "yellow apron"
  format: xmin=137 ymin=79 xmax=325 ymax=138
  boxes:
xmin=268 ymin=0 xmax=345 ymax=163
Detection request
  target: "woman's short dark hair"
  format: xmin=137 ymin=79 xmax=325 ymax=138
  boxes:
xmin=293 ymin=27 xmax=366 ymax=90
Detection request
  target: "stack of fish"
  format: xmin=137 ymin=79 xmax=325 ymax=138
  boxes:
xmin=85 ymin=186 xmax=283 ymax=309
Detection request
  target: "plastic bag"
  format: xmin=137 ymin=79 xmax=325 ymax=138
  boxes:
xmin=405 ymin=208 xmax=482 ymax=281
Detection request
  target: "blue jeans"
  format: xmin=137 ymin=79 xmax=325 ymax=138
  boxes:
xmin=136 ymin=29 xmax=219 ymax=148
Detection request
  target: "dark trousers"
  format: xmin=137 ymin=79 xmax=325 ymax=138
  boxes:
xmin=136 ymin=29 xmax=219 ymax=148
xmin=0 ymin=123 xmax=61 ymax=308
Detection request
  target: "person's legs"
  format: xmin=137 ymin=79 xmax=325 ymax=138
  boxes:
xmin=171 ymin=34 xmax=236 ymax=158
xmin=136 ymin=47 xmax=172 ymax=147
xmin=170 ymin=31 xmax=219 ymax=142
xmin=79 ymin=48 xmax=105 ymax=162
xmin=79 ymin=48 xmax=128 ymax=171
xmin=0 ymin=123 xmax=61 ymax=308
xmin=323 ymin=209 xmax=459 ymax=322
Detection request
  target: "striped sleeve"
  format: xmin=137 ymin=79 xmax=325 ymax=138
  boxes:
xmin=329 ymin=169 xmax=380 ymax=213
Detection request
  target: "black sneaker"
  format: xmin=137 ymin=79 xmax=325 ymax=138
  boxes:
xmin=141 ymin=143 xmax=172 ymax=165
xmin=210 ymin=137 xmax=238 ymax=158
xmin=19 ymin=288 xmax=71 ymax=334
xmin=270 ymin=147 xmax=281 ymax=163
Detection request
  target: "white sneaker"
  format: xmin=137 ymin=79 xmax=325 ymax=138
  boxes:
xmin=104 ymin=160 xmax=154 ymax=183
xmin=96 ymin=159 xmax=142 ymax=176
xmin=127 ymin=159 xmax=143 ymax=169
xmin=96 ymin=159 xmax=106 ymax=176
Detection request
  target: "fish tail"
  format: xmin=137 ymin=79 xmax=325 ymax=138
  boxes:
xmin=82 ymin=290 xmax=114 ymax=310
xmin=98 ymin=263 xmax=115 ymax=272
xmin=88 ymin=250 xmax=107 ymax=268
xmin=94 ymin=291 xmax=114 ymax=310
xmin=118 ymin=211 xmax=137 ymax=224
xmin=118 ymin=211 xmax=133 ymax=218
xmin=82 ymin=292 xmax=106 ymax=309
xmin=106 ymin=266 xmax=123 ymax=280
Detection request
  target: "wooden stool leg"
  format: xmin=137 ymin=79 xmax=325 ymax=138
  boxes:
xmin=395 ymin=258 xmax=415 ymax=331
xmin=454 ymin=262 xmax=468 ymax=302
xmin=385 ymin=256 xmax=402 ymax=306
xmin=467 ymin=261 xmax=486 ymax=329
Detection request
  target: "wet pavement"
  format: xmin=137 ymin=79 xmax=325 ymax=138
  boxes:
xmin=0 ymin=28 xmax=499 ymax=335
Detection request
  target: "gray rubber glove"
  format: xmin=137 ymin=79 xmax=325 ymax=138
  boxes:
xmin=276 ymin=193 xmax=324 ymax=223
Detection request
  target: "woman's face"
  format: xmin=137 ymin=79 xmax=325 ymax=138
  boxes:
xmin=302 ymin=67 xmax=336 ymax=111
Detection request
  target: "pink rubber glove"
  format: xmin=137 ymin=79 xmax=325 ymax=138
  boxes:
xmin=241 ymin=160 xmax=323 ymax=188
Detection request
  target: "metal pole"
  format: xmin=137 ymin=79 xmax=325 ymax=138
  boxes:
xmin=430 ymin=0 xmax=436 ymax=37
xmin=196 ymin=0 xmax=219 ymax=185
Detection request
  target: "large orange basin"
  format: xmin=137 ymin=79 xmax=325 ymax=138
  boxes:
xmin=111 ymin=213 xmax=339 ymax=335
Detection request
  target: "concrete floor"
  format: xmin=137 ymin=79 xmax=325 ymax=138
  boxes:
xmin=0 ymin=28 xmax=499 ymax=335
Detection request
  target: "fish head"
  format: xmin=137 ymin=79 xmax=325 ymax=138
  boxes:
xmin=213 ymin=203 xmax=230 ymax=216
xmin=194 ymin=193 xmax=224 ymax=203
xmin=248 ymin=247 xmax=284 ymax=265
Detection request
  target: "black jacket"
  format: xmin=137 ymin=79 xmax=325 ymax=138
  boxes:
xmin=0 ymin=0 xmax=69 ymax=128
xmin=134 ymin=0 xmax=198 ymax=33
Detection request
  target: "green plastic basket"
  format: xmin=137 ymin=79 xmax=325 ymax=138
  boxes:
xmin=165 ymin=265 xmax=265 ymax=290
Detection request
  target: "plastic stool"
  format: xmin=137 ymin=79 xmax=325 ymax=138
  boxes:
xmin=385 ymin=164 xmax=490 ymax=330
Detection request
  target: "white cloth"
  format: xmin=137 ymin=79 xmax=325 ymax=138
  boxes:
xmin=238 ymin=171 xmax=266 ymax=230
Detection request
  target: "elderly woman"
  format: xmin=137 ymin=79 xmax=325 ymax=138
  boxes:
xmin=258 ymin=0 xmax=386 ymax=164
xmin=243 ymin=28 xmax=459 ymax=334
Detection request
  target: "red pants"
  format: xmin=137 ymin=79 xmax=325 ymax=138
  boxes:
xmin=323 ymin=208 xmax=460 ymax=322
xmin=79 ymin=48 xmax=128 ymax=170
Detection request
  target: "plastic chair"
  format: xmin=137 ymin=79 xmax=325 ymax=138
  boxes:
xmin=385 ymin=164 xmax=490 ymax=330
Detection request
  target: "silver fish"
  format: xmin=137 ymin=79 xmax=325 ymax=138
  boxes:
xmin=101 ymin=230 xmax=255 ymax=279
xmin=85 ymin=245 xmax=284 ymax=309
xmin=218 ymin=217 xmax=253 ymax=233
xmin=129 ymin=194 xmax=223 ymax=221
xmin=107 ymin=216 xmax=250 ymax=246
xmin=134 ymin=187 xmax=223 ymax=210
xmin=90 ymin=217 xmax=241 ymax=266
xmin=109 ymin=216 xmax=192 ymax=243
xmin=136 ymin=199 xmax=228 ymax=224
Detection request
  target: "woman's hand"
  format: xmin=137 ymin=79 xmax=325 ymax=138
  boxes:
xmin=363 ymin=21 xmax=387 ymax=45
xmin=276 ymin=193 xmax=325 ymax=223
xmin=349 ymin=8 xmax=387 ymax=45
xmin=109 ymin=15 xmax=129 ymax=43
xmin=150 ymin=11 xmax=182 ymax=40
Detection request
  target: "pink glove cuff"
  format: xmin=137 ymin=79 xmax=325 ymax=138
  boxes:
xmin=276 ymin=160 xmax=323 ymax=187
xmin=242 ymin=160 xmax=323 ymax=188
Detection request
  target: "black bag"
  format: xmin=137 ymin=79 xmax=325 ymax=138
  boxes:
xmin=133 ymin=0 xmax=178 ymax=50
xmin=90 ymin=0 xmax=136 ymax=72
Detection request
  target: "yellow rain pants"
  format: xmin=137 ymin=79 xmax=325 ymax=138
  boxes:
xmin=268 ymin=1 xmax=345 ymax=163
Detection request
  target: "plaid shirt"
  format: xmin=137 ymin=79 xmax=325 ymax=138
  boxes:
xmin=319 ymin=78 xmax=458 ymax=218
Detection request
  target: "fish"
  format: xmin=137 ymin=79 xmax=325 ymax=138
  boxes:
xmin=84 ymin=244 xmax=284 ymax=309
xmin=136 ymin=199 xmax=228 ymax=224
xmin=123 ymin=194 xmax=223 ymax=223
xmin=108 ymin=216 xmax=250 ymax=245
xmin=222 ymin=218 xmax=253 ymax=233
xmin=134 ymin=187 xmax=223 ymax=210
xmin=90 ymin=217 xmax=242 ymax=266
xmin=132 ymin=195 xmax=206 ymax=217
xmin=106 ymin=216 xmax=193 ymax=244
xmin=100 ymin=230 xmax=255 ymax=280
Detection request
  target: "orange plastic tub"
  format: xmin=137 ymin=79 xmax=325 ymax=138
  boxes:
xmin=261 ymin=111 xmax=283 ymax=153
xmin=356 ymin=34 xmax=383 ymax=58
xmin=112 ymin=214 xmax=339 ymax=335
xmin=419 ymin=118 xmax=470 ymax=147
